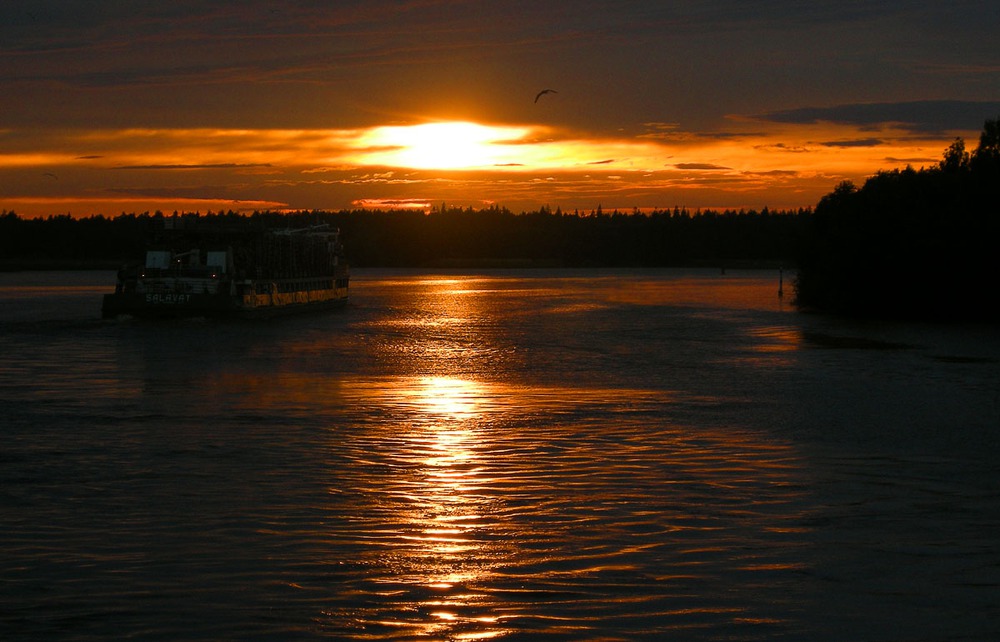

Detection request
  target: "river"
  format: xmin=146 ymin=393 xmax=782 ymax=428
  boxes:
xmin=2 ymin=268 xmax=998 ymax=640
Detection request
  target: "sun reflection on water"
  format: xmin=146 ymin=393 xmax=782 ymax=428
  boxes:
xmin=360 ymin=375 xmax=510 ymax=639
xmin=331 ymin=371 xmax=815 ymax=638
xmin=323 ymin=271 xmax=818 ymax=638
xmin=399 ymin=376 xmax=489 ymax=421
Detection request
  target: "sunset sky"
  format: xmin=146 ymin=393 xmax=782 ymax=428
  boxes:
xmin=3 ymin=0 xmax=999 ymax=217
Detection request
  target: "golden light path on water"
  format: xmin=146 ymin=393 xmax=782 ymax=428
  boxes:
xmin=352 ymin=376 xmax=510 ymax=639
xmin=328 ymin=373 xmax=810 ymax=639
xmin=312 ymin=273 xmax=814 ymax=639
xmin=391 ymin=377 xmax=504 ymax=638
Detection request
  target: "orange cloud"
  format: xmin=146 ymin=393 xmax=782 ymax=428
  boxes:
xmin=0 ymin=118 xmax=972 ymax=217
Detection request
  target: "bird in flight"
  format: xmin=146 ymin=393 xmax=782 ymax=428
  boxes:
xmin=534 ymin=89 xmax=558 ymax=103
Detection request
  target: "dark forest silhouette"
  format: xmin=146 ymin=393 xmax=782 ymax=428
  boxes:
xmin=0 ymin=205 xmax=804 ymax=270
xmin=794 ymin=118 xmax=1000 ymax=321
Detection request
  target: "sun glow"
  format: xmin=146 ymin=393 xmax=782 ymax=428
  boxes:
xmin=0 ymin=120 xmax=970 ymax=217
xmin=354 ymin=122 xmax=533 ymax=170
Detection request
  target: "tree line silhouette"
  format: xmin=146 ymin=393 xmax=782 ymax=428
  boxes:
xmin=0 ymin=205 xmax=805 ymax=270
xmin=794 ymin=118 xmax=1000 ymax=320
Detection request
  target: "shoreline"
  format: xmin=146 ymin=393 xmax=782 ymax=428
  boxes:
xmin=1 ymin=257 xmax=791 ymax=272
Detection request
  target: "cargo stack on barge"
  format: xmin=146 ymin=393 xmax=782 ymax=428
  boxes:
xmin=102 ymin=217 xmax=349 ymax=319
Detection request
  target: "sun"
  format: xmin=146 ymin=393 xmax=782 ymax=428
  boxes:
xmin=353 ymin=121 xmax=531 ymax=170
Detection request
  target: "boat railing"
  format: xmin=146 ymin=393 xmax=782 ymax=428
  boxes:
xmin=140 ymin=266 xmax=225 ymax=280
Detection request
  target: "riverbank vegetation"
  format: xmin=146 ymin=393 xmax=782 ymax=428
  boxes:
xmin=0 ymin=205 xmax=804 ymax=270
xmin=794 ymin=119 xmax=1000 ymax=321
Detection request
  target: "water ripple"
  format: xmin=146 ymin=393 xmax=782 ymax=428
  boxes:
xmin=313 ymin=375 xmax=812 ymax=639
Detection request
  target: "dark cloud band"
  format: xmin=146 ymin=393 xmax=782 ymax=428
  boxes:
xmin=755 ymin=101 xmax=1000 ymax=135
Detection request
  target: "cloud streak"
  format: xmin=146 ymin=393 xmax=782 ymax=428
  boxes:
xmin=755 ymin=101 xmax=1000 ymax=135
xmin=0 ymin=118 xmax=966 ymax=217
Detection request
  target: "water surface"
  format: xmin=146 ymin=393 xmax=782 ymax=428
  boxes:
xmin=2 ymin=269 xmax=999 ymax=640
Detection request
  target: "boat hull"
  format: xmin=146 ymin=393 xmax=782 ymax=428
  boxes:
xmin=102 ymin=285 xmax=348 ymax=319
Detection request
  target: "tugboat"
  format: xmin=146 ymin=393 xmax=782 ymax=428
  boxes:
xmin=102 ymin=216 xmax=349 ymax=319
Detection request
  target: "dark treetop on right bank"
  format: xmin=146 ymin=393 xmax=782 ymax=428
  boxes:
xmin=794 ymin=119 xmax=1000 ymax=321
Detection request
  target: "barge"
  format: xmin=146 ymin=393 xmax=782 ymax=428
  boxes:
xmin=102 ymin=217 xmax=349 ymax=319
